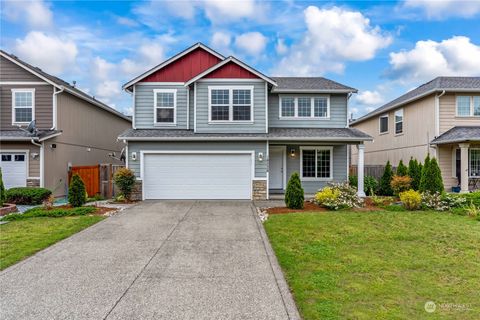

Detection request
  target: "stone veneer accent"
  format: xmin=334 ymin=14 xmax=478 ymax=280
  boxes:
xmin=26 ymin=178 xmax=40 ymax=187
xmin=252 ymin=180 xmax=267 ymax=200
xmin=131 ymin=180 xmax=143 ymax=201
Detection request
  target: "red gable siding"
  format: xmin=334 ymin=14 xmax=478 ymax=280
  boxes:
xmin=142 ymin=48 xmax=222 ymax=82
xmin=204 ymin=61 xmax=259 ymax=79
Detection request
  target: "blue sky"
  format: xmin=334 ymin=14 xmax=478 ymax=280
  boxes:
xmin=1 ymin=0 xmax=479 ymax=117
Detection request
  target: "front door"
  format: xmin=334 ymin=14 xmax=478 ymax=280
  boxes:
xmin=269 ymin=147 xmax=285 ymax=189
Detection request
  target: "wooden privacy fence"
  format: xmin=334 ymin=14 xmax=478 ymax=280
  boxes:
xmin=349 ymin=165 xmax=397 ymax=180
xmin=69 ymin=164 xmax=124 ymax=198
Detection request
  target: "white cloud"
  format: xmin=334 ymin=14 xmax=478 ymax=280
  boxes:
xmin=203 ymin=0 xmax=262 ymax=23
xmin=120 ymin=42 xmax=166 ymax=78
xmin=93 ymin=57 xmax=115 ymax=81
xmin=275 ymin=38 xmax=288 ymax=55
xmin=116 ymin=16 xmax=139 ymax=27
xmin=388 ymin=36 xmax=480 ymax=83
xmin=356 ymin=90 xmax=384 ymax=106
xmin=235 ymin=32 xmax=268 ymax=56
xmin=15 ymin=31 xmax=78 ymax=74
xmin=403 ymin=0 xmax=480 ymax=19
xmin=2 ymin=0 xmax=53 ymax=29
xmin=96 ymin=80 xmax=121 ymax=100
xmin=366 ymin=106 xmax=376 ymax=112
xmin=274 ymin=6 xmax=391 ymax=75
xmin=211 ymin=31 xmax=231 ymax=49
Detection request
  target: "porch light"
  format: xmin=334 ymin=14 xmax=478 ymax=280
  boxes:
xmin=290 ymin=148 xmax=296 ymax=158
xmin=131 ymin=152 xmax=137 ymax=161
xmin=258 ymin=152 xmax=264 ymax=162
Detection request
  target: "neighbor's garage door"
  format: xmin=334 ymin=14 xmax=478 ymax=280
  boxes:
xmin=143 ymin=153 xmax=252 ymax=199
xmin=0 ymin=153 xmax=27 ymax=189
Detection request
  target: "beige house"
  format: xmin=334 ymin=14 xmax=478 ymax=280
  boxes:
xmin=0 ymin=50 xmax=131 ymax=196
xmin=351 ymin=77 xmax=480 ymax=193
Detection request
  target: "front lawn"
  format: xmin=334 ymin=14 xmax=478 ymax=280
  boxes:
xmin=0 ymin=216 xmax=104 ymax=270
xmin=264 ymin=211 xmax=480 ymax=319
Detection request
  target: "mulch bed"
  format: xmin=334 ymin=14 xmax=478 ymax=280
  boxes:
xmin=265 ymin=198 xmax=386 ymax=215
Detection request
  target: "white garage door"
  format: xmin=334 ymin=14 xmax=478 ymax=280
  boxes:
xmin=143 ymin=153 xmax=252 ymax=199
xmin=1 ymin=153 xmax=27 ymax=189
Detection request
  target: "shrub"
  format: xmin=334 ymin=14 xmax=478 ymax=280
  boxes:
xmin=408 ymin=158 xmax=422 ymax=190
xmin=464 ymin=202 xmax=480 ymax=219
xmin=43 ymin=195 xmax=55 ymax=210
xmin=399 ymin=189 xmax=422 ymax=210
xmin=365 ymin=176 xmax=378 ymax=196
xmin=3 ymin=206 xmax=97 ymax=221
xmin=390 ymin=175 xmax=412 ymax=195
xmin=285 ymin=172 xmax=304 ymax=209
xmin=0 ymin=169 xmax=5 ymax=207
xmin=460 ymin=191 xmax=480 ymax=206
xmin=420 ymin=157 xmax=444 ymax=193
xmin=5 ymin=187 xmax=52 ymax=205
xmin=314 ymin=182 xmax=362 ymax=210
xmin=68 ymin=174 xmax=87 ymax=207
xmin=396 ymin=160 xmax=408 ymax=176
xmin=421 ymin=192 xmax=467 ymax=211
xmin=379 ymin=161 xmax=394 ymax=196
xmin=370 ymin=195 xmax=394 ymax=207
xmin=419 ymin=154 xmax=431 ymax=192
xmin=114 ymin=168 xmax=136 ymax=200
xmin=348 ymin=175 xmax=358 ymax=188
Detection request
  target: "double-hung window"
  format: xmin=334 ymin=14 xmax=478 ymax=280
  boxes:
xmin=457 ymin=96 xmax=480 ymax=117
xmin=379 ymin=114 xmax=388 ymax=134
xmin=209 ymin=86 xmax=253 ymax=122
xmin=154 ymin=89 xmax=176 ymax=125
xmin=300 ymin=147 xmax=333 ymax=180
xmin=470 ymin=149 xmax=480 ymax=177
xmin=394 ymin=109 xmax=403 ymax=134
xmin=12 ymin=89 xmax=34 ymax=124
xmin=279 ymin=96 xmax=329 ymax=119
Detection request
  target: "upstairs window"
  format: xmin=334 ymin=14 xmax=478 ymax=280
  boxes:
xmin=379 ymin=115 xmax=388 ymax=134
xmin=209 ymin=86 xmax=253 ymax=122
xmin=279 ymin=96 xmax=329 ymax=119
xmin=457 ymin=96 xmax=480 ymax=117
xmin=154 ymin=89 xmax=176 ymax=125
xmin=394 ymin=109 xmax=403 ymax=134
xmin=12 ymin=89 xmax=34 ymax=124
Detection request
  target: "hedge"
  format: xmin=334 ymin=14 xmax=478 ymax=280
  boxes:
xmin=5 ymin=187 xmax=52 ymax=205
xmin=2 ymin=206 xmax=97 ymax=221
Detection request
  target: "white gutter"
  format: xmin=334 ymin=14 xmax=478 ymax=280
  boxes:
xmin=272 ymin=89 xmax=357 ymax=94
xmin=30 ymin=138 xmax=44 ymax=187
xmin=346 ymin=92 xmax=353 ymax=128
xmin=51 ymin=87 xmax=65 ymax=130
xmin=119 ymin=136 xmax=373 ymax=142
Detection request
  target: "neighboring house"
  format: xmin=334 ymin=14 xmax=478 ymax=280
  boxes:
xmin=350 ymin=77 xmax=480 ymax=193
xmin=119 ymin=43 xmax=372 ymax=200
xmin=0 ymin=50 xmax=131 ymax=196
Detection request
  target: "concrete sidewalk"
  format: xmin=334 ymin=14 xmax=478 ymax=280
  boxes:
xmin=0 ymin=200 xmax=299 ymax=320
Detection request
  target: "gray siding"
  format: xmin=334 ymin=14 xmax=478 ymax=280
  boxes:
xmin=127 ymin=141 xmax=267 ymax=178
xmin=280 ymin=144 xmax=347 ymax=193
xmin=0 ymin=56 xmax=44 ymax=82
xmin=188 ymin=86 xmax=194 ymax=129
xmin=268 ymin=93 xmax=348 ymax=128
xmin=195 ymin=81 xmax=266 ymax=133
xmin=134 ymin=84 xmax=188 ymax=129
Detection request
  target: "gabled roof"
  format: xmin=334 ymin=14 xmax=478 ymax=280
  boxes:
xmin=122 ymin=43 xmax=225 ymax=91
xmin=351 ymin=77 xmax=480 ymax=125
xmin=430 ymin=126 xmax=480 ymax=145
xmin=184 ymin=56 xmax=277 ymax=87
xmin=271 ymin=77 xmax=357 ymax=93
xmin=0 ymin=50 xmax=131 ymax=122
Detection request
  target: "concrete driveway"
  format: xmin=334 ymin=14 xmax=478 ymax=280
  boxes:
xmin=0 ymin=201 xmax=299 ymax=320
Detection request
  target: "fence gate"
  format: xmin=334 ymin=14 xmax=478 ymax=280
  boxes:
xmin=69 ymin=165 xmax=100 ymax=197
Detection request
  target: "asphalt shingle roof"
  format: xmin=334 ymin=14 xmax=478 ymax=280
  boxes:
xmin=430 ymin=126 xmax=480 ymax=145
xmin=0 ymin=130 xmax=61 ymax=141
xmin=352 ymin=77 xmax=480 ymax=125
xmin=271 ymin=77 xmax=357 ymax=92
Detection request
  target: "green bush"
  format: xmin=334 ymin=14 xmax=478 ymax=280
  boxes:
xmin=314 ymin=182 xmax=363 ymax=210
xmin=285 ymin=172 xmax=304 ymax=209
xmin=68 ymin=174 xmax=87 ymax=207
xmin=349 ymin=175 xmax=358 ymax=188
xmin=408 ymin=158 xmax=422 ymax=190
xmin=3 ymin=206 xmax=97 ymax=221
xmin=114 ymin=168 xmax=136 ymax=200
xmin=396 ymin=160 xmax=408 ymax=176
xmin=379 ymin=161 xmax=394 ymax=196
xmin=400 ymin=189 xmax=422 ymax=210
xmin=365 ymin=176 xmax=378 ymax=196
xmin=0 ymin=169 xmax=5 ymax=207
xmin=390 ymin=175 xmax=412 ymax=195
xmin=461 ymin=191 xmax=480 ymax=206
xmin=419 ymin=154 xmax=430 ymax=192
xmin=420 ymin=157 xmax=444 ymax=193
xmin=5 ymin=187 xmax=52 ymax=205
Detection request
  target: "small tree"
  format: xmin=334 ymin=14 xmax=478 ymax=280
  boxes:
xmin=419 ymin=154 xmax=431 ymax=192
xmin=0 ymin=169 xmax=5 ymax=207
xmin=114 ymin=168 xmax=136 ymax=200
xmin=285 ymin=172 xmax=304 ymax=209
xmin=379 ymin=161 xmax=394 ymax=196
xmin=396 ymin=160 xmax=408 ymax=176
xmin=408 ymin=158 xmax=422 ymax=190
xmin=68 ymin=174 xmax=87 ymax=207
xmin=423 ymin=158 xmax=444 ymax=193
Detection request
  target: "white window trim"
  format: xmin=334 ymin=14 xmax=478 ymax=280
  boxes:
xmin=379 ymin=114 xmax=389 ymax=134
xmin=456 ymin=95 xmax=480 ymax=117
xmin=153 ymin=88 xmax=177 ymax=126
xmin=394 ymin=108 xmax=404 ymax=135
xmin=299 ymin=146 xmax=334 ymax=181
xmin=11 ymin=88 xmax=35 ymax=125
xmin=469 ymin=148 xmax=480 ymax=178
xmin=208 ymin=86 xmax=254 ymax=123
xmin=278 ymin=95 xmax=330 ymax=120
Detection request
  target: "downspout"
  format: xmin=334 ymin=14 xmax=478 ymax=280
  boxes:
xmin=30 ymin=138 xmax=44 ymax=187
xmin=434 ymin=90 xmax=446 ymax=159
xmin=346 ymin=92 xmax=353 ymax=180
xmin=51 ymin=86 xmax=65 ymax=130
xmin=346 ymin=92 xmax=353 ymax=128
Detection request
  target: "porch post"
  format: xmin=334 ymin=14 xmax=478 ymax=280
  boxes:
xmin=357 ymin=144 xmax=366 ymax=197
xmin=459 ymin=143 xmax=470 ymax=193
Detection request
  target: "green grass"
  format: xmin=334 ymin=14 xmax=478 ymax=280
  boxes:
xmin=0 ymin=216 xmax=104 ymax=270
xmin=264 ymin=211 xmax=480 ymax=319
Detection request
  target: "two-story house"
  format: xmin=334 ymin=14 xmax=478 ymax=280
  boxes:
xmin=0 ymin=50 xmax=131 ymax=196
xmin=119 ymin=43 xmax=372 ymax=200
xmin=350 ymin=77 xmax=480 ymax=193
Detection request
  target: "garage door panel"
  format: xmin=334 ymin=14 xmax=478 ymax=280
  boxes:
xmin=143 ymin=153 xmax=252 ymax=200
